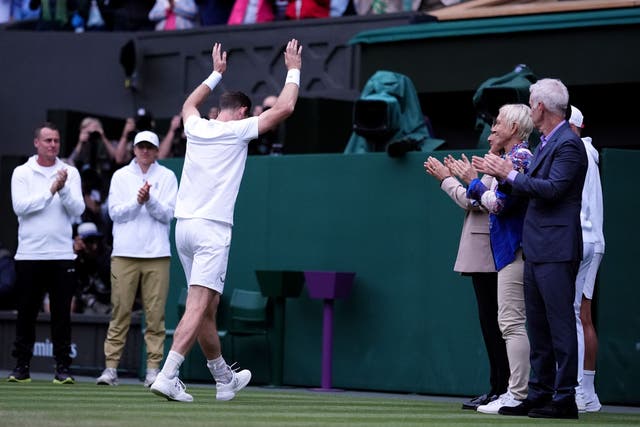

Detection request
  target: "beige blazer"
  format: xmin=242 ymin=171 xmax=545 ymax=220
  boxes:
xmin=440 ymin=175 xmax=495 ymax=274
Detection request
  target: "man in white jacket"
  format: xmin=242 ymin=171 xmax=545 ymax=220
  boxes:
xmin=8 ymin=122 xmax=85 ymax=384
xmin=569 ymin=106 xmax=605 ymax=412
xmin=96 ymin=130 xmax=178 ymax=387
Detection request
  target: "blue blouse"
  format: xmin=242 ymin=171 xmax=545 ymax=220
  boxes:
xmin=467 ymin=142 xmax=533 ymax=271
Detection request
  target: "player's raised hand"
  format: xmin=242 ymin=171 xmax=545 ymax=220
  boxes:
xmin=284 ymin=39 xmax=302 ymax=71
xmin=212 ymin=42 xmax=227 ymax=75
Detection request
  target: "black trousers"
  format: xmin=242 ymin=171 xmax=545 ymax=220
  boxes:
xmin=12 ymin=260 xmax=76 ymax=368
xmin=524 ymin=260 xmax=579 ymax=404
xmin=471 ymin=272 xmax=510 ymax=396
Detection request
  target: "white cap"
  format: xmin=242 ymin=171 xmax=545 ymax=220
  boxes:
xmin=569 ymin=105 xmax=584 ymax=128
xmin=134 ymin=130 xmax=159 ymax=147
xmin=77 ymin=222 xmax=103 ymax=239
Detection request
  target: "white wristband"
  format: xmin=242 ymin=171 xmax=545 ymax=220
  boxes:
xmin=285 ymin=68 xmax=300 ymax=87
xmin=202 ymin=71 xmax=222 ymax=90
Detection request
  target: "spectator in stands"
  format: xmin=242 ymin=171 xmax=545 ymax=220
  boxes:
xmin=249 ymin=95 xmax=284 ymax=155
xmin=330 ymin=0 xmax=354 ymax=17
xmin=568 ymin=105 xmax=605 ymax=413
xmin=208 ymin=106 xmax=219 ymax=119
xmin=149 ymin=0 xmax=198 ymax=30
xmin=8 ymin=122 xmax=85 ymax=384
xmin=285 ymin=0 xmax=329 ymax=20
xmin=73 ymin=222 xmax=111 ymax=315
xmin=196 ymin=0 xmax=232 ymax=25
xmin=66 ymin=117 xmax=116 ymax=238
xmin=114 ymin=108 xmax=156 ymax=166
xmin=85 ymin=0 xmax=107 ymax=31
xmin=424 ymin=155 xmax=509 ymax=412
xmin=79 ymin=168 xmax=111 ymax=238
xmin=0 ymin=1 xmax=12 ymax=22
xmin=67 ymin=117 xmax=118 ymax=175
xmin=158 ymin=114 xmax=187 ymax=158
xmin=353 ymin=0 xmax=419 ymax=15
xmin=114 ymin=117 xmax=136 ymax=166
xmin=282 ymin=0 xmax=353 ymax=19
xmin=99 ymin=0 xmax=154 ymax=31
xmin=28 ymin=0 xmax=87 ymax=30
xmin=96 ymin=130 xmax=178 ymax=387
xmin=11 ymin=0 xmax=41 ymax=22
xmin=227 ymin=0 xmax=273 ymax=24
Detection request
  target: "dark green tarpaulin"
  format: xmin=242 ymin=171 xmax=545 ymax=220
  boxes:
xmin=472 ymin=65 xmax=538 ymax=149
xmin=344 ymin=70 xmax=444 ymax=154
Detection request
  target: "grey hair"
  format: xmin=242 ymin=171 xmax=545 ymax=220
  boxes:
xmin=529 ymin=78 xmax=569 ymax=117
xmin=499 ymin=104 xmax=534 ymax=141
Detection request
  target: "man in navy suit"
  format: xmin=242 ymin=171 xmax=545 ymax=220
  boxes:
xmin=473 ymin=78 xmax=587 ymax=419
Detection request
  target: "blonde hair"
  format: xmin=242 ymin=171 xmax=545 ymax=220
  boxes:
xmin=499 ymin=104 xmax=534 ymax=141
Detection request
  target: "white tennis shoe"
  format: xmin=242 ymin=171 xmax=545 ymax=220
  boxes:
xmin=216 ymin=367 xmax=252 ymax=401
xmin=150 ymin=372 xmax=193 ymax=402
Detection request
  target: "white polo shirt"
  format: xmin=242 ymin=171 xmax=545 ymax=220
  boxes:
xmin=175 ymin=114 xmax=259 ymax=225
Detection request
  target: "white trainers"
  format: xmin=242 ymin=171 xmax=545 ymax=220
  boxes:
xmin=477 ymin=391 xmax=521 ymax=414
xmin=96 ymin=368 xmax=118 ymax=386
xmin=216 ymin=367 xmax=252 ymax=401
xmin=576 ymin=391 xmax=602 ymax=413
xmin=150 ymin=372 xmax=193 ymax=402
xmin=144 ymin=368 xmax=160 ymax=388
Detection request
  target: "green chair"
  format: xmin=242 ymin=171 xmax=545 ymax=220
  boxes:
xmin=227 ymin=289 xmax=270 ymax=371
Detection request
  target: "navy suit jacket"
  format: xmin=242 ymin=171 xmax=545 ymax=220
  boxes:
xmin=511 ymin=122 xmax=587 ymax=263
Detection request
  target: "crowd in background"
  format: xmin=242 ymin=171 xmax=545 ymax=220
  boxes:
xmin=0 ymin=0 xmax=457 ymax=31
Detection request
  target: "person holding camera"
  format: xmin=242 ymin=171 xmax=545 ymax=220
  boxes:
xmin=96 ymin=130 xmax=178 ymax=387
xmin=114 ymin=108 xmax=156 ymax=166
xmin=67 ymin=117 xmax=118 ymax=171
xmin=158 ymin=114 xmax=187 ymax=159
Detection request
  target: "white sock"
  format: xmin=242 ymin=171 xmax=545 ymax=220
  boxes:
xmin=207 ymin=356 xmax=232 ymax=384
xmin=160 ymin=351 xmax=184 ymax=379
xmin=583 ymin=370 xmax=596 ymax=396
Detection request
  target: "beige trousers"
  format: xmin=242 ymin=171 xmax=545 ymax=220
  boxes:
xmin=497 ymin=249 xmax=530 ymax=400
xmin=104 ymin=256 xmax=170 ymax=370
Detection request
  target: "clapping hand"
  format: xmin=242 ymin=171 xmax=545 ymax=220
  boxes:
xmin=475 ymin=153 xmax=513 ymax=179
xmin=137 ymin=181 xmax=151 ymax=205
xmin=50 ymin=169 xmax=68 ymax=194
xmin=423 ymin=156 xmax=451 ymax=181
xmin=445 ymin=154 xmax=477 ymax=185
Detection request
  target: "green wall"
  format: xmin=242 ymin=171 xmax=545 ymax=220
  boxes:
xmin=161 ymin=149 xmax=639 ymax=404
xmin=596 ymin=149 xmax=640 ymax=405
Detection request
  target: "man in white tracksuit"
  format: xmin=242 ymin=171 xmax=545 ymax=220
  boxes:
xmin=568 ymin=105 xmax=605 ymax=413
xmin=96 ymin=130 xmax=178 ymax=387
xmin=8 ymin=122 xmax=85 ymax=384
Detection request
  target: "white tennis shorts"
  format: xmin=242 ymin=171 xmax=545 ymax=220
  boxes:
xmin=576 ymin=241 xmax=603 ymax=300
xmin=175 ymin=218 xmax=232 ymax=294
